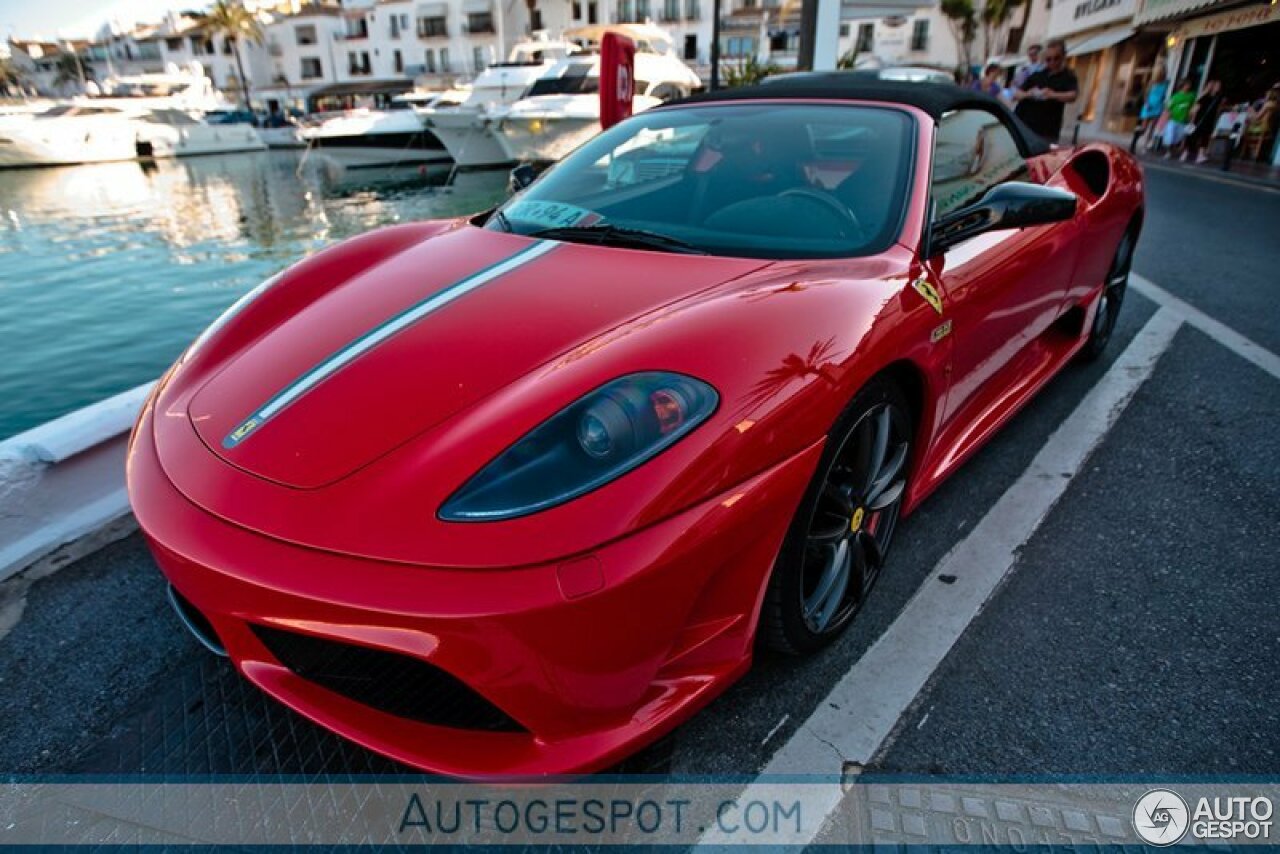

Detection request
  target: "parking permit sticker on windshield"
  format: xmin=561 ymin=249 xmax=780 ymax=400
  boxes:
xmin=507 ymin=200 xmax=601 ymax=230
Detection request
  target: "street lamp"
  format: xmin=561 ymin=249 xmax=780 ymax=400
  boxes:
xmin=710 ymin=0 xmax=721 ymax=89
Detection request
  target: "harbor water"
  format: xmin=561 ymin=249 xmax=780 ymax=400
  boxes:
xmin=0 ymin=152 xmax=508 ymax=440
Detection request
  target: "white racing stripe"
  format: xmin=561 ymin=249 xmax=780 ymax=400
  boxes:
xmin=697 ymin=306 xmax=1184 ymax=848
xmin=223 ymin=240 xmax=557 ymax=448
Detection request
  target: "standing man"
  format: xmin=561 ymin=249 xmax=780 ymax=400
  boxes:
xmin=1013 ymin=39 xmax=1079 ymax=144
xmin=1012 ymin=44 xmax=1042 ymax=90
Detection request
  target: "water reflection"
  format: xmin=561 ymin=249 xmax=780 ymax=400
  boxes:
xmin=0 ymin=152 xmax=508 ymax=439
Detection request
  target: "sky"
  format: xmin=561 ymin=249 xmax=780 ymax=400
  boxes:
xmin=0 ymin=0 xmax=197 ymax=40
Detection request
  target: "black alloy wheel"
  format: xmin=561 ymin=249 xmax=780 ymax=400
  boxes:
xmin=763 ymin=378 xmax=912 ymax=654
xmin=1080 ymin=229 xmax=1134 ymax=361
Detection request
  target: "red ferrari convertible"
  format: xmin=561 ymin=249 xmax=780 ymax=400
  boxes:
xmin=128 ymin=77 xmax=1143 ymax=776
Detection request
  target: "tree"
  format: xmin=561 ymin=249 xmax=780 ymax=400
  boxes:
xmin=52 ymin=51 xmax=89 ymax=92
xmin=0 ymin=57 xmax=26 ymax=96
xmin=200 ymin=0 xmax=264 ymax=110
xmin=941 ymin=0 xmax=978 ymax=78
xmin=980 ymin=0 xmax=1025 ymax=62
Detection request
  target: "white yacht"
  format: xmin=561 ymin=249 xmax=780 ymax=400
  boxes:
xmin=495 ymin=24 xmax=701 ymax=165
xmin=419 ymin=39 xmax=580 ymax=169
xmin=299 ymin=90 xmax=464 ymax=169
xmin=133 ymin=107 xmax=265 ymax=158
xmin=0 ymin=105 xmax=138 ymax=168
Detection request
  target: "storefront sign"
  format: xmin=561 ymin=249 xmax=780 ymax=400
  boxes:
xmin=1134 ymin=0 xmax=1225 ymax=25
xmin=1048 ymin=0 xmax=1135 ymax=39
xmin=1171 ymin=1 xmax=1280 ymax=38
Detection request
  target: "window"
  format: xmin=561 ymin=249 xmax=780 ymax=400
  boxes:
xmin=417 ymin=16 xmax=447 ymax=37
xmin=300 ymin=56 xmax=323 ymax=79
xmin=839 ymin=22 xmax=850 ymax=37
xmin=637 ymin=0 xmax=651 ymax=18
xmin=472 ymin=45 xmax=488 ymax=71
xmin=531 ymin=8 xmax=544 ymax=29
xmin=588 ymin=1 xmax=598 ymax=22
xmin=770 ymin=31 xmax=789 ymax=51
xmin=487 ymin=104 xmax=914 ymax=259
xmin=910 ymin=19 xmax=929 ymax=51
xmin=617 ymin=0 xmax=634 ymax=21
xmin=527 ymin=62 xmax=598 ymax=95
xmin=191 ymin=36 xmax=213 ymax=55
xmin=573 ymin=1 xmax=582 ymax=17
xmin=221 ymin=36 xmax=234 ymax=55
xmin=855 ymin=23 xmax=873 ymax=52
xmin=467 ymin=11 xmax=494 ymax=32
xmin=931 ymin=109 xmax=1028 ymax=217
xmin=394 ymin=49 xmax=404 ymax=72
xmin=683 ymin=33 xmax=697 ymax=59
xmin=345 ymin=17 xmax=369 ymax=39
xmin=295 ymin=24 xmax=317 ymax=45
xmin=440 ymin=47 xmax=451 ymax=72
xmin=348 ymin=51 xmax=372 ymax=75
xmin=165 ymin=37 xmax=184 ymax=51
xmin=424 ymin=48 xmax=435 ymax=72
xmin=685 ymin=0 xmax=700 ymax=17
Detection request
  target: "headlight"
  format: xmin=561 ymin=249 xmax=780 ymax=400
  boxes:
xmin=439 ymin=372 xmax=718 ymax=521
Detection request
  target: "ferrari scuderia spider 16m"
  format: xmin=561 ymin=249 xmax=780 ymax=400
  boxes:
xmin=128 ymin=77 xmax=1143 ymax=776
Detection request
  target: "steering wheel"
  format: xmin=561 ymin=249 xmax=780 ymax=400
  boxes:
xmin=778 ymin=187 xmax=865 ymax=242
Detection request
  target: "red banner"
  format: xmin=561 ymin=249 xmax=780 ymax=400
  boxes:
xmin=599 ymin=32 xmax=636 ymax=131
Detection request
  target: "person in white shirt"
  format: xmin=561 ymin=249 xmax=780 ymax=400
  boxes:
xmin=1012 ymin=44 xmax=1043 ymax=90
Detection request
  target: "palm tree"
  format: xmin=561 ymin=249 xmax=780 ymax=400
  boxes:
xmin=980 ymin=0 xmax=1025 ymax=63
xmin=941 ymin=0 xmax=978 ymax=77
xmin=201 ymin=0 xmax=264 ymax=110
xmin=0 ymin=57 xmax=26 ymax=96
xmin=52 ymin=51 xmax=89 ymax=92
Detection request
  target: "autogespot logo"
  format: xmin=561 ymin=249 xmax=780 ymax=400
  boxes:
xmin=1134 ymin=789 xmax=1190 ymax=846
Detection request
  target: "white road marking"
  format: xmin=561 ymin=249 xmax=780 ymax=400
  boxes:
xmin=1130 ymin=273 xmax=1280 ymax=381
xmin=697 ymin=307 xmax=1184 ymax=848
xmin=1140 ymin=160 xmax=1280 ymax=196
xmin=760 ymin=714 xmax=790 ymax=747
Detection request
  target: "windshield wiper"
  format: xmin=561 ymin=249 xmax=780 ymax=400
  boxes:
xmin=528 ymin=224 xmax=707 ymax=255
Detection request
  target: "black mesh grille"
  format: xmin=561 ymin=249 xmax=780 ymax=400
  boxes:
xmin=251 ymin=624 xmax=525 ymax=733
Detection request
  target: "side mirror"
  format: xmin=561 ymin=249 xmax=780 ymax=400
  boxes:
xmin=508 ymin=163 xmax=537 ymax=195
xmin=928 ymin=181 xmax=1077 ymax=256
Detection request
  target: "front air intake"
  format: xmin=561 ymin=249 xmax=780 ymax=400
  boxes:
xmin=250 ymin=624 xmax=526 ymax=733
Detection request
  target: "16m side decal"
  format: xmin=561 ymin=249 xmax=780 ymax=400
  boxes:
xmin=223 ymin=240 xmax=558 ymax=449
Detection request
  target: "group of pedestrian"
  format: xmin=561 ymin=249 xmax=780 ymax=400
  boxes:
xmin=1135 ymin=70 xmax=1278 ymax=165
xmin=961 ymin=40 xmax=1080 ymax=145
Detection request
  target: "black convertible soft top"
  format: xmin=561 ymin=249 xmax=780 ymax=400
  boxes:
xmin=664 ymin=73 xmax=1053 ymax=158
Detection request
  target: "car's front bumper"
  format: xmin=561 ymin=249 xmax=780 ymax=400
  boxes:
xmin=128 ymin=403 xmax=822 ymax=777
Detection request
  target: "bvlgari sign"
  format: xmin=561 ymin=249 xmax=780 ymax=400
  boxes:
xmin=1047 ymin=0 xmax=1134 ymax=38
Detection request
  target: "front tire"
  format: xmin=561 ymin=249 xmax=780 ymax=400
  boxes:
xmin=761 ymin=378 xmax=912 ymax=655
xmin=1079 ymin=229 xmax=1133 ymax=362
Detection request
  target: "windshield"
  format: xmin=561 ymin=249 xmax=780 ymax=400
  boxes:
xmin=487 ymin=103 xmax=914 ymax=259
xmin=526 ymin=64 xmax=600 ymax=97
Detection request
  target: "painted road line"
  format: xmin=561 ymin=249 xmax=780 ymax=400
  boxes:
xmin=697 ymin=307 xmax=1184 ymax=848
xmin=1130 ymin=273 xmax=1280 ymax=382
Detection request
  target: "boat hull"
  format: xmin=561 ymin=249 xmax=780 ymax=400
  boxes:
xmin=138 ymin=124 xmax=266 ymax=158
xmin=423 ymin=111 xmax=512 ymax=168
xmin=0 ymin=122 xmax=138 ymax=168
xmin=495 ymin=115 xmax=599 ymax=165
xmin=306 ymin=130 xmax=451 ymax=168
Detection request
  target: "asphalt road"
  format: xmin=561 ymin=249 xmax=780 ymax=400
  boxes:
xmin=2 ymin=164 xmax=1277 ymax=782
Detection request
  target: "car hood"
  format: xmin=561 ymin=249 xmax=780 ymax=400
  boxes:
xmin=186 ymin=225 xmax=768 ymax=489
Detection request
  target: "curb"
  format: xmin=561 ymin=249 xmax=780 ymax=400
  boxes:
xmin=0 ymin=382 xmax=153 ymax=582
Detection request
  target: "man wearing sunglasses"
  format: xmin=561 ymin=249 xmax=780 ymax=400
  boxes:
xmin=1013 ymin=39 xmax=1079 ymax=144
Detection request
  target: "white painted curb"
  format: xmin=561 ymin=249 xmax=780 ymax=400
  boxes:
xmin=0 ymin=381 xmax=154 ymax=582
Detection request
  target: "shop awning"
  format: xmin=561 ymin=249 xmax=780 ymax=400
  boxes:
xmin=1068 ymin=26 xmax=1135 ymax=56
xmin=417 ymin=3 xmax=447 ymax=16
xmin=462 ymin=0 xmax=491 ymax=12
xmin=1134 ymin=0 xmax=1225 ymax=25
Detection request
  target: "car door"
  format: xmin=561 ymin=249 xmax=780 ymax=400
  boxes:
xmin=921 ymin=108 xmax=1079 ymax=429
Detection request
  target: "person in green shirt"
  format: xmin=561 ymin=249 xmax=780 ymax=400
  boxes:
xmin=1163 ymin=79 xmax=1197 ymax=156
